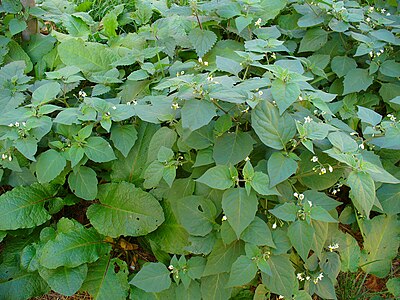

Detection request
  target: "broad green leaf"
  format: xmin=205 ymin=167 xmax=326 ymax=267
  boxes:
xmin=87 ymin=182 xmax=165 ymax=238
xmin=181 ymin=100 xmax=216 ymax=131
xmin=315 ymin=276 xmax=337 ymax=300
xmin=377 ymin=184 xmax=400 ymax=215
xmin=68 ymin=166 xmax=98 ymax=201
xmin=268 ymin=152 xmax=297 ymax=187
xmin=111 ymin=122 xmax=159 ymax=185
xmin=201 ymin=273 xmax=232 ymax=300
xmin=336 ymin=232 xmax=360 ymax=272
xmin=361 ymin=214 xmax=399 ymax=277
xmin=175 ymin=195 xmax=216 ymax=237
xmin=222 ymin=188 xmax=258 ymax=238
xmin=196 ymin=165 xmax=233 ymax=190
xmin=320 ymin=252 xmax=341 ymax=281
xmin=287 ymin=220 xmax=314 ymax=261
xmin=250 ymin=172 xmax=280 ymax=196
xmin=259 ymin=0 xmax=288 ymax=21
xmin=38 ymin=264 xmax=87 ymax=296
xmin=9 ymin=18 xmax=27 ymax=36
xmin=14 ymin=137 xmax=37 ymax=161
xmin=347 ymin=171 xmax=375 ymax=216
xmin=343 ymin=68 xmax=373 ymax=95
xmin=203 ymin=239 xmax=244 ymax=276
xmin=380 ymin=60 xmax=400 ymax=77
xmin=386 ymin=278 xmax=400 ymax=298
xmin=252 ymin=100 xmax=296 ymax=150
xmin=32 ymin=82 xmax=61 ymax=105
xmin=82 ymin=256 xmax=129 ymax=300
xmin=63 ymin=15 xmax=91 ymax=38
xmin=23 ymin=34 xmax=56 ymax=64
xmin=36 ymin=149 xmax=66 ymax=183
xmin=110 ymin=125 xmax=138 ymax=157
xmin=39 ymin=227 xmax=111 ymax=269
xmin=143 ymin=161 xmax=164 ymax=189
xmin=357 ymin=106 xmax=382 ymax=126
xmin=58 ymin=38 xmax=119 ymax=73
xmin=84 ymin=137 xmax=116 ymax=162
xmin=299 ymin=28 xmax=328 ymax=52
xmin=310 ymin=220 xmax=328 ymax=258
xmin=227 ymin=256 xmax=257 ymax=287
xmin=331 ymin=56 xmax=357 ymax=78
xmin=310 ymin=207 xmax=337 ymax=223
xmin=271 ymin=79 xmax=300 ymax=114
xmin=213 ymin=132 xmax=254 ymax=165
xmin=262 ymin=255 xmax=296 ymax=299
xmin=147 ymin=127 xmax=177 ymax=164
xmin=269 ymin=202 xmax=298 ymax=222
xmin=0 ymin=184 xmax=57 ymax=230
xmin=241 ymin=217 xmax=275 ymax=247
xmin=188 ymin=28 xmax=217 ymax=58
xmin=216 ymin=56 xmax=242 ymax=76
xmin=130 ymin=262 xmax=171 ymax=293
xmin=328 ymin=131 xmax=358 ymax=152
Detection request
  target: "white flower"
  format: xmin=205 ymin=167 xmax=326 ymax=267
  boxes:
xmin=222 ymin=215 xmax=228 ymax=221
xmin=254 ymin=18 xmax=262 ymax=27
xmin=8 ymin=123 xmax=13 ymax=127
xmin=359 ymin=144 xmax=365 ymax=150
xmin=386 ymin=13 xmax=391 ymax=16
xmin=328 ymin=243 xmax=339 ymax=252
xmin=278 ymin=296 xmax=284 ymax=299
xmin=22 ymin=122 xmax=26 ymax=127
xmin=272 ymin=222 xmax=277 ymax=229
xmin=207 ymin=75 xmax=213 ymax=82
xmin=311 ymin=156 xmax=318 ymax=162
xmin=78 ymin=90 xmax=87 ymax=98
xmin=171 ymin=102 xmax=180 ymax=110
xmin=204 ymin=61 xmax=209 ymax=66
xmin=328 ymin=165 xmax=333 ymax=173
xmin=306 ymin=276 xmax=311 ymax=281
xmin=198 ymin=57 xmax=203 ymax=63
xmin=317 ymin=272 xmax=324 ymax=281
xmin=297 ymin=273 xmax=305 ymax=281
xmin=298 ymin=194 xmax=305 ymax=201
xmin=350 ymin=132 xmax=358 ymax=136
xmin=304 ymin=116 xmax=312 ymax=123
xmin=368 ymin=6 xmax=374 ymax=12
xmin=298 ymin=95 xmax=303 ymax=101
xmin=308 ymin=200 xmax=313 ymax=207
xmin=112 ymin=106 xmax=117 ymax=110
xmin=332 ymin=189 xmax=338 ymax=195
xmin=294 ymin=192 xmax=299 ymax=198
xmin=369 ymin=51 xmax=373 ymax=57
xmin=168 ymin=265 xmax=174 ymax=270
xmin=319 ymin=167 xmax=326 ymax=175
xmin=1 ymin=154 xmax=7 ymax=160
xmin=381 ymin=9 xmax=386 ymax=13
xmin=15 ymin=122 xmax=19 ymax=127
xmin=8 ymin=156 xmax=12 ymax=161
xmin=258 ymin=90 xmax=263 ymax=96
xmin=180 ymin=70 xmax=185 ymax=75
xmin=271 ymin=53 xmax=276 ymax=59
xmin=366 ymin=17 xmax=371 ymax=22
xmin=132 ymin=100 xmax=138 ymax=105
xmin=245 ymin=156 xmax=250 ymax=161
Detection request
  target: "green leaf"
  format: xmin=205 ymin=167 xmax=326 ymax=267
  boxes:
xmin=110 ymin=125 xmax=138 ymax=157
xmin=181 ymin=100 xmax=216 ymax=131
xmin=336 ymin=232 xmax=360 ymax=272
xmin=188 ymin=28 xmax=217 ymax=58
xmin=271 ymin=79 xmax=300 ymax=114
xmin=227 ymin=255 xmax=257 ymax=287
xmin=380 ymin=60 xmax=400 ymax=77
xmin=357 ymin=106 xmax=382 ymax=126
xmin=147 ymin=127 xmax=177 ymax=164
xmin=310 ymin=207 xmax=337 ymax=223
xmin=9 ymin=18 xmax=27 ymax=36
xmin=14 ymin=137 xmax=37 ymax=161
xmin=299 ymin=28 xmax=328 ymax=52
xmin=68 ymin=166 xmax=98 ymax=201
xmin=39 ymin=227 xmax=111 ymax=269
xmin=0 ymin=184 xmax=57 ymax=230
xmin=36 ymin=149 xmax=66 ymax=183
xmin=24 ymin=34 xmax=56 ymax=64
xmin=377 ymin=184 xmax=400 ymax=215
xmin=175 ymin=195 xmax=216 ymax=236
xmin=259 ymin=0 xmax=288 ymax=21
xmin=222 ymin=188 xmax=258 ymax=238
xmin=201 ymin=273 xmax=232 ymax=300
xmin=216 ymin=56 xmax=242 ymax=76
xmin=84 ymin=137 xmax=116 ymax=163
xmin=32 ymin=82 xmax=61 ymax=105
xmin=213 ymin=132 xmax=254 ymax=165
xmin=203 ymin=239 xmax=244 ymax=276
xmin=143 ymin=161 xmax=164 ymax=189
xmin=130 ymin=262 xmax=171 ymax=293
xmin=268 ymin=152 xmax=297 ymax=187
xmin=250 ymin=172 xmax=280 ymax=196
xmin=269 ymin=202 xmax=298 ymax=222
xmin=386 ymin=278 xmax=400 ymax=298
xmin=58 ymin=38 xmax=119 ymax=73
xmin=87 ymin=182 xmax=165 ymax=238
xmin=63 ymin=15 xmax=91 ymax=38
xmin=347 ymin=171 xmax=375 ymax=216
xmin=196 ymin=165 xmax=233 ymax=190
xmin=310 ymin=220 xmax=328 ymax=258
xmin=287 ymin=220 xmax=314 ymax=261
xmin=38 ymin=264 xmax=87 ymax=296
xmin=343 ymin=68 xmax=373 ymax=95
xmin=252 ymin=100 xmax=296 ymax=150
xmin=82 ymin=256 xmax=129 ymax=300
xmin=331 ymin=56 xmax=357 ymax=78
xmin=361 ymin=214 xmax=399 ymax=277
xmin=241 ymin=217 xmax=275 ymax=247
xmin=262 ymin=255 xmax=295 ymax=299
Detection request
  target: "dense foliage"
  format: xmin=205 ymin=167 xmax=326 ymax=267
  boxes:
xmin=0 ymin=0 xmax=399 ymax=299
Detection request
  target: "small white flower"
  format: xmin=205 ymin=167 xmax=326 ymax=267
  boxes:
xmin=317 ymin=272 xmax=324 ymax=281
xmin=359 ymin=144 xmax=365 ymax=150
xmin=350 ymin=132 xmax=358 ymax=136
xmin=366 ymin=17 xmax=371 ymax=22
xmin=132 ymin=100 xmax=138 ymax=105
xmin=306 ymin=276 xmax=311 ymax=281
xmin=377 ymin=52 xmax=381 ymax=57
xmin=308 ymin=200 xmax=313 ymax=207
xmin=8 ymin=123 xmax=13 ymax=127
xmin=254 ymin=18 xmax=262 ymax=27
xmin=180 ymin=70 xmax=185 ymax=75
xmin=369 ymin=51 xmax=373 ymax=57
xmin=258 ymin=90 xmax=263 ymax=96
xmin=8 ymin=156 xmax=12 ymax=161
xmin=368 ymin=6 xmax=374 ymax=12
xmin=311 ymin=156 xmax=318 ymax=162
xmin=298 ymin=194 xmax=305 ymax=201
xmin=332 ymin=189 xmax=337 ymax=195
xmin=127 ymin=102 xmax=131 ymax=105
xmin=245 ymin=156 xmax=250 ymax=161
xmin=168 ymin=265 xmax=174 ymax=270
xmin=78 ymin=90 xmax=87 ymax=98
xmin=298 ymin=95 xmax=303 ymax=101
xmin=15 ymin=122 xmax=19 ymax=127
xmin=328 ymin=243 xmax=339 ymax=252
xmin=319 ymin=167 xmax=326 ymax=175
xmin=204 ymin=61 xmax=209 ymax=66
xmin=22 ymin=122 xmax=26 ymax=127
xmin=112 ymin=106 xmax=117 ymax=110
xmin=271 ymin=53 xmax=276 ymax=59
xmin=207 ymin=75 xmax=213 ymax=82
xmin=278 ymin=296 xmax=284 ymax=299
xmin=390 ymin=115 xmax=396 ymax=122
xmin=304 ymin=116 xmax=312 ymax=123
xmin=171 ymin=102 xmax=180 ymax=110
xmin=272 ymin=222 xmax=277 ymax=229
xmin=222 ymin=215 xmax=228 ymax=221
xmin=198 ymin=57 xmax=203 ymax=63
xmin=294 ymin=192 xmax=299 ymax=198
xmin=1 ymin=154 xmax=7 ymax=160
xmin=386 ymin=13 xmax=391 ymax=16
xmin=381 ymin=9 xmax=386 ymax=13
xmin=297 ymin=273 xmax=305 ymax=281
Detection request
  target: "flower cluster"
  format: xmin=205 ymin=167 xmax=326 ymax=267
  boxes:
xmin=328 ymin=243 xmax=339 ymax=252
